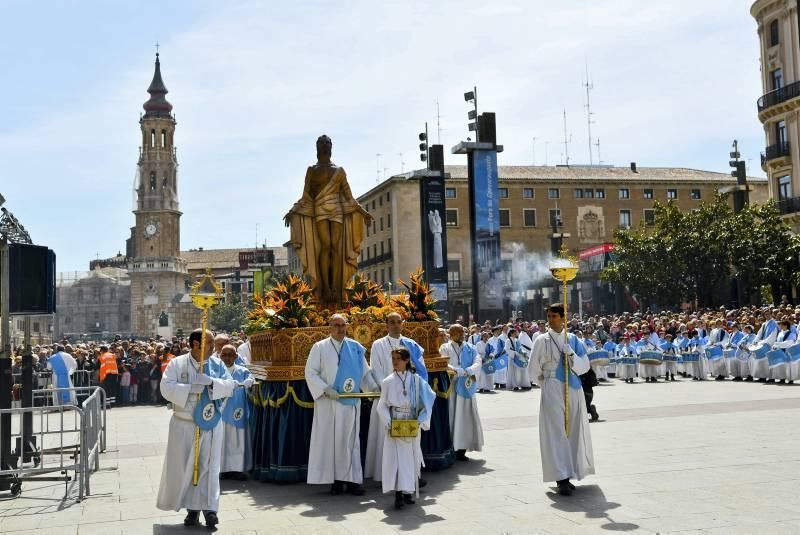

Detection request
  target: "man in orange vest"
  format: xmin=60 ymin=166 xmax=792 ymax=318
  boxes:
xmin=99 ymin=345 xmax=120 ymax=405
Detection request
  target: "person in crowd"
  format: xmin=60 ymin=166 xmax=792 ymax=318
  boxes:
xmin=376 ymin=346 xmax=435 ymax=509
xmin=218 ymin=344 xmax=255 ymax=479
xmin=305 ymin=314 xmax=374 ymax=496
xmin=156 ymin=329 xmax=236 ymax=529
xmin=441 ymin=324 xmax=484 ymax=461
xmin=98 ymin=345 xmax=119 ymax=405
xmin=119 ymin=364 xmax=131 ymax=405
xmin=530 ymin=303 xmax=595 ymax=496
xmin=46 ymin=345 xmax=77 ymax=406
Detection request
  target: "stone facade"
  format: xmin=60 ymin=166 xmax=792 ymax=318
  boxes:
xmin=357 ymin=165 xmax=769 ymax=317
xmin=751 ymin=0 xmax=800 ymax=231
xmin=54 ymin=268 xmax=131 ymax=339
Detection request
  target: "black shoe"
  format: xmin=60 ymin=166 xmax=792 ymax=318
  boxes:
xmin=330 ymin=481 xmax=345 ymax=495
xmin=418 ymin=478 xmax=427 ymax=489
xmin=589 ymin=406 xmax=599 ymax=421
xmin=759 ymin=378 xmax=767 ymax=382
xmin=394 ymin=491 xmax=404 ymax=509
xmin=499 ymin=383 xmax=506 ymax=389
xmin=346 ymin=483 xmax=366 ymax=496
xmin=403 ymin=493 xmax=415 ymax=504
xmin=767 ymin=379 xmax=775 ymax=383
xmin=716 ymin=376 xmax=725 ymax=381
xmin=456 ymin=453 xmax=470 ymax=462
xmin=203 ymin=511 xmax=218 ymax=529
xmin=556 ymin=479 xmax=573 ymax=496
xmin=746 ymin=376 xmax=754 ymax=382
xmin=184 ymin=511 xmax=200 ymax=527
xmin=789 ymin=381 xmax=794 ymax=384
xmin=778 ymin=379 xmax=785 ymax=384
xmin=230 ymin=472 xmax=248 ymax=481
xmin=651 ymin=377 xmax=658 ymax=382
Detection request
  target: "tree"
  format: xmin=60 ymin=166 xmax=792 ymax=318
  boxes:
xmin=601 ymin=194 xmax=800 ymax=309
xmin=210 ymin=294 xmax=250 ymax=332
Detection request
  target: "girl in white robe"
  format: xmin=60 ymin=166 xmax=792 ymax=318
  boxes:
xmin=377 ymin=348 xmax=435 ymax=509
xmin=475 ymin=333 xmax=493 ymax=392
xmin=615 ymin=338 xmax=637 ymax=383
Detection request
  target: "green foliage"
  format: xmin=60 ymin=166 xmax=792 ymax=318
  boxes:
xmin=601 ymin=194 xmax=800 ymax=308
xmin=210 ymin=295 xmax=250 ymax=332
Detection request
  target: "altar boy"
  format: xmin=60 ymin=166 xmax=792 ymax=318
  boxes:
xmin=218 ymin=344 xmax=255 ymax=479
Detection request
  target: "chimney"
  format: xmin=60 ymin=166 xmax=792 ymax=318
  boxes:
xmin=630 ymin=162 xmax=638 ymax=173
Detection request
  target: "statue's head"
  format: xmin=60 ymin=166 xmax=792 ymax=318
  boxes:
xmin=316 ymin=135 xmax=333 ymax=159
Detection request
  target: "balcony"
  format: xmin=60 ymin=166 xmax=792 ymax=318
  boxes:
xmin=357 ymin=252 xmax=392 ymax=269
xmin=757 ymin=81 xmax=800 ymax=113
xmin=777 ymin=196 xmax=800 ymax=215
xmin=761 ymin=141 xmax=790 ymax=167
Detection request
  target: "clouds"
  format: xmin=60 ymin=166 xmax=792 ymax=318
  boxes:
xmin=0 ymin=1 xmax=764 ymax=271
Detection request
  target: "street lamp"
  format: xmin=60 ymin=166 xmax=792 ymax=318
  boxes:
xmin=464 ymin=86 xmax=478 ymax=142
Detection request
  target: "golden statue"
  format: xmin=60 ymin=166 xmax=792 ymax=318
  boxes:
xmin=284 ymin=135 xmax=373 ymax=306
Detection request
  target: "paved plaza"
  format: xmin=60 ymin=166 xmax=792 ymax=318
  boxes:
xmin=1 ymin=378 xmax=799 ymax=534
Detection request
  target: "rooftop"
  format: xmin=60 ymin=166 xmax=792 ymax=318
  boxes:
xmin=180 ymin=247 xmax=288 ymax=271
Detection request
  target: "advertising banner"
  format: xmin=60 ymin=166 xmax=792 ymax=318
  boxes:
xmin=419 ymin=174 xmax=449 ymax=319
xmin=469 ymin=150 xmax=503 ymax=316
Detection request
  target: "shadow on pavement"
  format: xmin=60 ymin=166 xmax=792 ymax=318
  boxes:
xmin=547 ymin=484 xmax=640 ymax=531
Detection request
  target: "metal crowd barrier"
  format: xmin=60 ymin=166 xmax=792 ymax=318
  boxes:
xmin=0 ymin=386 xmax=107 ymax=501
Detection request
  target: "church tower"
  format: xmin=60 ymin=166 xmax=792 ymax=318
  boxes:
xmin=128 ymin=53 xmax=188 ymax=336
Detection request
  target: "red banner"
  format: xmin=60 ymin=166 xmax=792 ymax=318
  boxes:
xmin=579 ymin=243 xmax=615 ymax=260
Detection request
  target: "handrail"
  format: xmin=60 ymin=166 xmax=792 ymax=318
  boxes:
xmin=757 ymin=80 xmax=800 ymax=112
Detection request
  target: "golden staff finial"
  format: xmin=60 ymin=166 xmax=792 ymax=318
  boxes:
xmin=189 ymin=268 xmax=222 ymax=486
xmin=549 ymin=247 xmax=579 ymax=437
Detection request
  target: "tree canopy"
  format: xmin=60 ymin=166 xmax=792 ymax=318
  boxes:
xmin=601 ymin=194 xmax=800 ymax=309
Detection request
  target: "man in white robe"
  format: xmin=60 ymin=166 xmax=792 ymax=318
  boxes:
xmin=46 ymin=345 xmax=77 ymax=406
xmin=157 ymin=329 xmax=236 ymax=529
xmin=530 ymin=303 xmax=595 ymax=496
xmin=218 ymin=344 xmax=255 ymax=478
xmin=507 ymin=329 xmax=531 ymax=390
xmin=365 ymin=312 xmax=426 ymax=483
xmin=441 ymin=324 xmax=484 ymax=460
xmin=494 ymin=325 xmax=511 ymax=388
xmin=235 ymin=335 xmax=251 ymax=366
xmin=305 ymin=314 xmax=375 ymax=495
xmin=475 ymin=332 xmax=493 ymax=392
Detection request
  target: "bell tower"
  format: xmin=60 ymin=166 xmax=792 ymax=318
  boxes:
xmin=128 ymin=53 xmax=187 ymax=336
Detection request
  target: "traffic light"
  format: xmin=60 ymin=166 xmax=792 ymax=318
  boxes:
xmin=419 ymin=130 xmax=428 ymax=163
xmin=729 ymin=160 xmax=746 ymax=185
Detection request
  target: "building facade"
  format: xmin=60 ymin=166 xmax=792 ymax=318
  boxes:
xmin=357 ymin=165 xmax=768 ymax=319
xmin=752 ymin=0 xmax=800 ymax=230
xmin=54 ymin=268 xmax=132 ymax=340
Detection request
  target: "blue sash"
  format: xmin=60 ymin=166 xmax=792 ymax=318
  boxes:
xmin=550 ymin=332 xmax=582 ymax=390
xmin=455 ymin=343 xmax=479 ymax=398
xmin=415 ymin=374 xmax=437 ymax=423
xmin=729 ymin=331 xmax=744 ymax=347
xmin=333 ymin=339 xmax=365 ymax=406
xmin=400 ymin=336 xmax=428 ymax=381
xmin=512 ymin=339 xmax=529 ymax=368
xmin=48 ymin=353 xmax=71 ymax=404
xmin=192 ymin=357 xmax=229 ymax=431
xmin=221 ymin=366 xmax=251 ymax=429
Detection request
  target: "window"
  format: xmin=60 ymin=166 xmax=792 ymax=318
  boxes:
xmin=379 ymin=196 xmax=383 ymax=207
xmin=523 ymin=188 xmax=534 ymax=199
xmin=619 ymin=210 xmax=632 ymax=228
xmin=523 ymin=209 xmax=537 ymax=227
xmin=381 ymin=269 xmax=385 ymax=284
xmin=150 ymin=172 xmax=157 ymax=191
xmin=643 ymin=188 xmax=653 ymax=199
xmin=380 ymin=241 xmax=384 ymax=255
xmin=366 ymin=224 xmax=370 ymax=237
xmin=448 ymin=260 xmax=461 ymax=289
xmin=386 ymin=191 xmax=391 ymax=202
xmin=372 ymin=220 xmax=376 ymax=233
xmin=33 ymin=322 xmax=40 ymax=333
xmin=770 ymin=19 xmax=780 ymax=47
xmin=387 ymin=213 xmax=391 ymax=228
xmin=380 ymin=217 xmax=384 ymax=231
xmin=548 ymin=188 xmax=560 ymax=199
xmin=549 ymin=209 xmax=561 ymax=228
xmin=388 ymin=238 xmax=392 ymax=253
xmin=445 ymin=187 xmax=457 ymax=199
xmin=778 ymin=175 xmax=792 ymax=200
xmin=574 ymin=188 xmax=584 ymax=199
xmin=499 ymin=209 xmax=510 ymax=227
xmin=584 ymin=188 xmax=594 ymax=199
xmin=372 ymin=200 xmax=376 ymax=210
xmin=498 ymin=188 xmax=509 ymax=199
xmin=248 ymin=280 xmax=254 ymax=293
xmin=667 ymin=189 xmax=678 ymax=200
xmin=776 ymin=120 xmax=787 ymax=146
xmin=619 ymin=188 xmax=630 ymax=199
xmin=373 ymin=244 xmax=377 ymax=258
xmin=595 ymin=188 xmax=605 ymax=199
xmin=772 ymin=68 xmax=783 ymax=91
xmin=161 ymin=130 xmax=166 ymax=147
xmin=644 ymin=209 xmax=655 ymax=226
xmin=691 ymin=189 xmax=701 ymax=200
xmin=446 ymin=208 xmax=459 ymax=227
xmin=150 ymin=129 xmax=156 ymax=147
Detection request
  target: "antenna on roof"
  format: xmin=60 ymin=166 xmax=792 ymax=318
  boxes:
xmin=562 ymin=110 xmax=570 ymax=166
xmin=584 ymin=61 xmax=595 ymax=165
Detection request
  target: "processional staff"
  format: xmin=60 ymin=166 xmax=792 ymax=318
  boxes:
xmin=189 ymin=269 xmax=223 ymax=486
xmin=549 ymin=247 xmax=579 ymax=437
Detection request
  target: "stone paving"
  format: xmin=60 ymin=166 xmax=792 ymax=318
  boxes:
xmin=1 ymin=377 xmax=799 ymax=534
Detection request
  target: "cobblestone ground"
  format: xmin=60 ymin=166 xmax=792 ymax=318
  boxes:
xmin=1 ymin=377 xmax=799 ymax=534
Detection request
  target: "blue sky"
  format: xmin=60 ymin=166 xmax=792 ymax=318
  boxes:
xmin=1 ymin=1 xmax=766 ymax=272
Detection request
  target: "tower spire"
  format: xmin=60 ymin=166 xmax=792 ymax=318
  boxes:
xmin=143 ymin=52 xmax=172 ymax=118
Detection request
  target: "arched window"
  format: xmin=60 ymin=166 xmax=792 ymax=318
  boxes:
xmin=150 ymin=172 xmax=157 ymax=191
xmin=161 ymin=130 xmax=167 ymax=147
xmin=150 ymin=129 xmax=156 ymax=147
